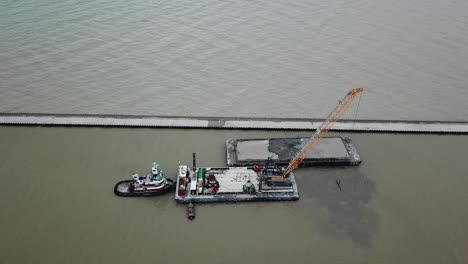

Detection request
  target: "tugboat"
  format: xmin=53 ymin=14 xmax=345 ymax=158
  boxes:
xmin=114 ymin=162 xmax=175 ymax=197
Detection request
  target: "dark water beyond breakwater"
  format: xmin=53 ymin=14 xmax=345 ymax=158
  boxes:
xmin=0 ymin=126 xmax=467 ymax=263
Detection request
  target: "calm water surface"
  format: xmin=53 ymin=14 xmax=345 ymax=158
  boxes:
xmin=1 ymin=0 xmax=468 ymax=120
xmin=1 ymin=126 xmax=467 ymax=263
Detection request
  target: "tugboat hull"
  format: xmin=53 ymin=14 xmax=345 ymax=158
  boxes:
xmin=114 ymin=179 xmax=175 ymax=197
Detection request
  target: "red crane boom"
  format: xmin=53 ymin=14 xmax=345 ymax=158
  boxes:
xmin=282 ymin=88 xmax=364 ymax=178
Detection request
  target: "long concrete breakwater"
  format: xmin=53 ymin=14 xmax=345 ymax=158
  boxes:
xmin=1 ymin=113 xmax=468 ymax=133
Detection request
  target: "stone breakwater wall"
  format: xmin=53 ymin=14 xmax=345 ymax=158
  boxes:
xmin=1 ymin=113 xmax=468 ymax=133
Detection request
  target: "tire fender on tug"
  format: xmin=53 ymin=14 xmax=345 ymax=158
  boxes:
xmin=187 ymin=202 xmax=195 ymax=220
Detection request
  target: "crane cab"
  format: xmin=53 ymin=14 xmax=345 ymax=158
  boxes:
xmin=260 ymin=163 xmax=293 ymax=188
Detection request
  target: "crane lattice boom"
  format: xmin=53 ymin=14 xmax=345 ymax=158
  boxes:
xmin=282 ymin=88 xmax=364 ymax=178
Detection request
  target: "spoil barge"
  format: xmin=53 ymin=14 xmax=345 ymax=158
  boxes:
xmin=226 ymin=136 xmax=361 ymax=167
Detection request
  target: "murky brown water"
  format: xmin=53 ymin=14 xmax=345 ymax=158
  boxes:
xmin=1 ymin=126 xmax=467 ymax=263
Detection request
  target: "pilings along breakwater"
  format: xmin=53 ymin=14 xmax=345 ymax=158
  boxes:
xmin=1 ymin=113 xmax=468 ymax=133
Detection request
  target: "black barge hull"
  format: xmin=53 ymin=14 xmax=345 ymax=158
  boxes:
xmin=175 ymin=193 xmax=300 ymax=204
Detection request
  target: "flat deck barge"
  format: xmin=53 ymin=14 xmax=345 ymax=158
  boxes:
xmin=226 ymin=136 xmax=360 ymax=167
xmin=174 ymin=165 xmax=299 ymax=204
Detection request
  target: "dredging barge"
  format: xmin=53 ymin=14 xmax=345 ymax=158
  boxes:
xmin=175 ymin=160 xmax=299 ymax=204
